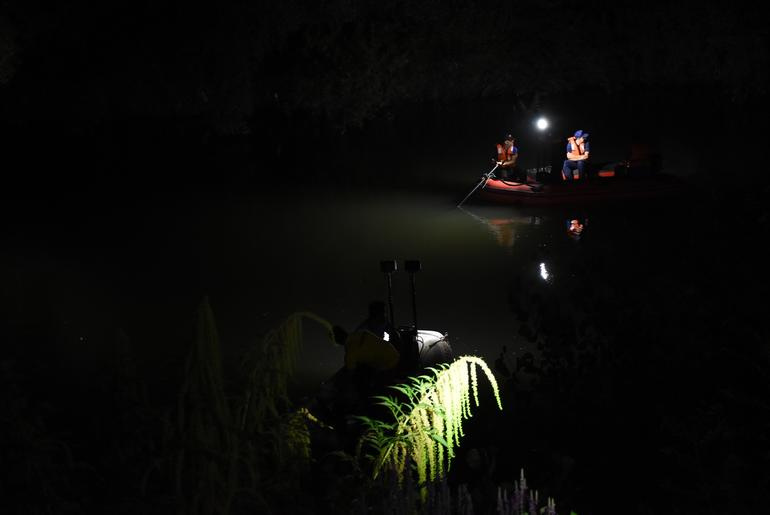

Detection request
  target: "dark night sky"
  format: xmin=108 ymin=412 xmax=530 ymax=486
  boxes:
xmin=1 ymin=1 xmax=766 ymax=138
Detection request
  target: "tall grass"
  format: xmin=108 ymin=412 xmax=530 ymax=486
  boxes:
xmin=237 ymin=311 xmax=334 ymax=433
xmin=149 ymin=301 xmax=336 ymax=514
xmin=497 ymin=469 xmax=562 ymax=515
xmin=162 ymin=296 xmax=242 ymax=515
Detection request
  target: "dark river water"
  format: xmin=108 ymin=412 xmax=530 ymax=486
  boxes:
xmin=2 ymin=180 xmax=703 ymax=385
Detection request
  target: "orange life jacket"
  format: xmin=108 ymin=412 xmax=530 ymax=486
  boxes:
xmin=568 ymin=139 xmax=587 ymax=156
xmin=497 ymin=143 xmax=514 ymax=163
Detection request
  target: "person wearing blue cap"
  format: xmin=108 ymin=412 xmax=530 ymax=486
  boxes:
xmin=562 ymin=130 xmax=590 ymax=180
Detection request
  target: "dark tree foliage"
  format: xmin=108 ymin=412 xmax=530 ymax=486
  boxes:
xmin=0 ymin=13 xmax=19 ymax=84
xmin=0 ymin=0 xmax=766 ymax=132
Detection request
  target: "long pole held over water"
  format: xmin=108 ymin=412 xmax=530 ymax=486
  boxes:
xmin=457 ymin=164 xmax=499 ymax=208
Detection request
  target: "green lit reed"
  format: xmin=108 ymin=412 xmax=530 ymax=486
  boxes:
xmin=356 ymin=356 xmax=503 ymax=497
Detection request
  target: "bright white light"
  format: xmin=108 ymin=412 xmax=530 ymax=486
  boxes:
xmin=536 ymin=117 xmax=549 ymax=131
xmin=383 ymin=331 xmax=390 ymax=342
xmin=539 ymin=262 xmax=549 ymax=280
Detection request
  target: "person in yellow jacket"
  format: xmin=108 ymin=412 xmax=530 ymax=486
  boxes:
xmin=343 ymin=329 xmax=400 ymax=372
xmin=326 ymin=323 xmax=401 ymax=453
xmin=331 ymin=301 xmax=402 ymax=376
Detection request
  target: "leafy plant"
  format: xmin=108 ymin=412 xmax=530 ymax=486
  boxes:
xmin=356 ymin=356 xmax=503 ymax=498
xmin=497 ymin=469 xmax=564 ymax=515
xmin=148 ymin=303 xmax=339 ymax=514
xmin=237 ymin=311 xmax=334 ymax=434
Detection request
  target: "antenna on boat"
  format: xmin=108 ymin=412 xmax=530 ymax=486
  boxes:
xmin=404 ymin=259 xmax=421 ymax=333
xmin=380 ymin=260 xmax=398 ymax=326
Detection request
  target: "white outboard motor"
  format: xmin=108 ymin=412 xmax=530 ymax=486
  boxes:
xmin=416 ymin=329 xmax=454 ymax=369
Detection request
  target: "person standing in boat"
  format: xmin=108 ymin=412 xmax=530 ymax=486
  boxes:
xmin=562 ymin=130 xmax=590 ymax=180
xmin=495 ymin=133 xmax=522 ymax=181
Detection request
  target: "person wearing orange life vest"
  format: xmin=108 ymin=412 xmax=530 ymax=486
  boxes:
xmin=562 ymin=130 xmax=590 ymax=180
xmin=495 ymin=133 xmax=521 ymax=181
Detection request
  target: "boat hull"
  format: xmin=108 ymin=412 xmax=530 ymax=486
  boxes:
xmin=478 ymin=174 xmax=686 ymax=206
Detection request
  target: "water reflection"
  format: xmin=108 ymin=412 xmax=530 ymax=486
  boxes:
xmin=566 ymin=218 xmax=586 ymax=241
xmin=457 ymin=205 xmax=543 ymax=252
xmin=539 ymin=262 xmax=551 ymax=282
